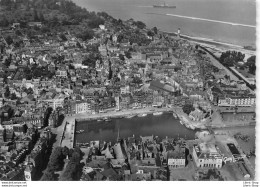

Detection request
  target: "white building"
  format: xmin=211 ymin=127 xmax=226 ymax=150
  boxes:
xmin=192 ymin=143 xmax=223 ymax=169
xmin=218 ymin=96 xmax=256 ymax=107
xmin=120 ymin=85 xmax=130 ymax=94
xmin=167 ymin=146 xmax=186 ymax=169
xmin=75 ymin=101 xmax=90 ymax=114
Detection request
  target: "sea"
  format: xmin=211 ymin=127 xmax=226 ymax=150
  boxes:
xmin=75 ymin=113 xmax=196 ymax=144
xmin=73 ymin=0 xmax=256 ymax=47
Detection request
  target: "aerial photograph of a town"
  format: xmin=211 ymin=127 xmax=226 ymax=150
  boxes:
xmin=0 ymin=0 xmax=258 ymax=183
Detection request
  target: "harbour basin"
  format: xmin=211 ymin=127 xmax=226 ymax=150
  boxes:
xmin=75 ymin=112 xmax=197 ymax=144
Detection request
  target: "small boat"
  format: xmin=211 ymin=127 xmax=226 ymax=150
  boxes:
xmin=126 ymin=114 xmax=136 ymax=119
xmin=97 ymin=119 xmax=103 ymax=122
xmin=138 ymin=113 xmax=147 ymax=117
xmin=104 ymin=117 xmax=112 ymax=122
xmin=180 ymin=121 xmax=184 ymax=125
xmin=153 ymin=112 xmax=163 ymax=116
xmin=173 ymin=113 xmax=178 ymax=119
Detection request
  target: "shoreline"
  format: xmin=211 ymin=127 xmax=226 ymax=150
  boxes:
xmin=159 ymin=30 xmax=256 ymax=54
xmin=73 ymin=107 xmax=174 ymax=122
xmin=59 ymin=108 xmax=256 ymax=149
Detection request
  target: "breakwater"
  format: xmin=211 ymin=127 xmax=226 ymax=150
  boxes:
xmin=166 ymin=14 xmax=256 ymax=28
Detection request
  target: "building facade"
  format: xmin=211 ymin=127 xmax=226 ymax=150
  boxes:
xmin=192 ymin=143 xmax=223 ymax=169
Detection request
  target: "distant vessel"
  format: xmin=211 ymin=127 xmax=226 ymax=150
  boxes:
xmin=153 ymin=2 xmax=176 ymax=8
xmin=153 ymin=112 xmax=163 ymax=116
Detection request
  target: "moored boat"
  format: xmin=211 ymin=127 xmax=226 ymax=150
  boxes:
xmin=153 ymin=112 xmax=163 ymax=116
xmin=126 ymin=114 xmax=136 ymax=119
xmin=173 ymin=113 xmax=178 ymax=119
xmin=76 ymin=129 xmax=85 ymax=134
xmin=104 ymin=117 xmax=112 ymax=122
xmin=138 ymin=113 xmax=147 ymax=117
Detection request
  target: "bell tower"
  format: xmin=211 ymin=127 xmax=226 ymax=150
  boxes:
xmin=24 ymin=156 xmax=34 ymax=181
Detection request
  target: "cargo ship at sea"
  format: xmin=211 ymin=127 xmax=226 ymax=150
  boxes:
xmin=153 ymin=2 xmax=176 ymax=8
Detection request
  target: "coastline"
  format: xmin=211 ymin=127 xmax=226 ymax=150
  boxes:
xmin=159 ymin=30 xmax=256 ymax=57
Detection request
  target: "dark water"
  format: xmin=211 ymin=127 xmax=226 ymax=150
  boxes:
xmin=73 ymin=0 xmax=256 ymax=47
xmin=75 ymin=113 xmax=196 ymax=144
xmin=222 ymin=112 xmax=255 ymax=122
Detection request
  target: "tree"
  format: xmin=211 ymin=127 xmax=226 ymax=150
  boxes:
xmin=43 ymin=107 xmax=53 ymax=127
xmin=34 ymin=9 xmax=39 ymax=21
xmin=26 ymin=87 xmax=34 ymax=95
xmin=88 ymin=17 xmax=104 ymax=28
xmin=70 ymin=152 xmax=81 ymax=163
xmin=152 ymin=27 xmax=158 ymax=35
xmin=59 ymin=162 xmax=76 ymax=181
xmin=0 ymin=16 xmax=9 ymax=27
xmin=4 ymin=86 xmax=10 ymax=98
xmin=119 ymin=54 xmax=125 ymax=61
xmin=82 ymin=53 xmax=99 ymax=68
xmin=39 ymin=12 xmax=45 ymax=22
xmin=62 ymin=146 xmax=70 ymax=157
xmin=246 ymin=55 xmax=256 ymax=75
xmin=77 ymin=29 xmax=94 ymax=41
xmin=59 ymin=33 xmax=67 ymax=41
xmin=47 ymin=147 xmax=64 ymax=171
xmin=41 ymin=169 xmax=56 ymax=181
xmin=219 ymin=50 xmax=245 ymax=67
xmin=134 ymin=21 xmax=146 ymax=29
xmin=5 ymin=36 xmax=13 ymax=45
xmin=4 ymin=57 xmax=11 ymax=67
xmin=147 ymin=30 xmax=154 ymax=37
xmin=125 ymin=51 xmax=131 ymax=59
xmin=10 ymin=93 xmax=17 ymax=100
xmin=59 ymin=148 xmax=83 ymax=181
xmin=182 ymin=104 xmax=195 ymax=115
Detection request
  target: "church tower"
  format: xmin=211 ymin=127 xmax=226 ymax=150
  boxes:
xmin=24 ymin=156 xmax=34 ymax=181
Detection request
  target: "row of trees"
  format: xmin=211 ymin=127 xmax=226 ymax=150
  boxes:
xmin=219 ymin=51 xmax=245 ymax=67
xmin=59 ymin=147 xmax=83 ymax=181
xmin=219 ymin=51 xmax=256 ymax=75
xmin=246 ymin=55 xmax=256 ymax=75
xmin=76 ymin=29 xmax=95 ymax=41
xmin=41 ymin=146 xmax=83 ymax=181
